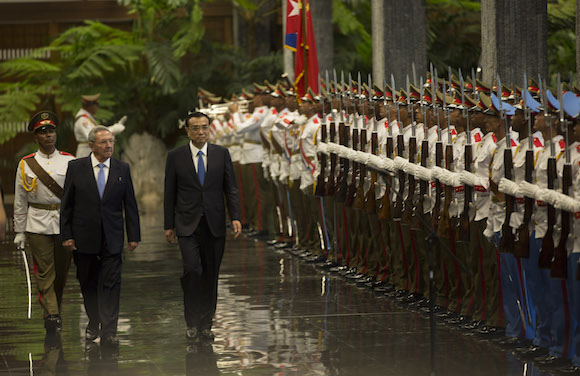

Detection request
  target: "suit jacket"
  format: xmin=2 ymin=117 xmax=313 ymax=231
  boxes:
xmin=60 ymin=156 xmax=141 ymax=254
xmin=164 ymin=143 xmax=240 ymax=238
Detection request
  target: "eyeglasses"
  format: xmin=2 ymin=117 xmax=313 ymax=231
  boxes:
xmin=189 ymin=125 xmax=210 ymax=132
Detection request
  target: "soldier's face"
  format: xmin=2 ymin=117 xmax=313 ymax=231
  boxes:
xmin=34 ymin=127 xmax=57 ymax=150
xmin=87 ymin=103 xmax=99 ymax=115
xmin=90 ymin=130 xmax=114 ymax=162
xmin=510 ymin=110 xmax=526 ymax=133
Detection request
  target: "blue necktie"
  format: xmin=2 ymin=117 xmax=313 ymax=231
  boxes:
xmin=197 ymin=150 xmax=205 ymax=185
xmin=97 ymin=163 xmax=106 ymax=198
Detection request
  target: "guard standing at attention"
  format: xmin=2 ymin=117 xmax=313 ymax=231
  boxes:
xmin=13 ymin=111 xmax=75 ymax=334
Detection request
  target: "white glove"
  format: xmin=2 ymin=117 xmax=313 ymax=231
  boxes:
xmin=382 ymin=157 xmax=395 ymax=172
xmin=14 ymin=233 xmax=26 ymax=249
xmin=518 ymin=181 xmax=540 ymax=199
xmin=498 ymin=178 xmax=520 ymax=196
xmin=117 ymin=115 xmax=127 ymax=125
xmin=414 ymin=165 xmax=432 ymax=181
xmin=439 ymin=169 xmax=460 ymax=187
xmin=537 ymin=188 xmax=559 ymax=206
xmin=554 ymin=194 xmax=580 ymax=213
xmin=431 ymin=166 xmax=444 ymax=181
xmin=368 ymin=154 xmax=384 ymax=170
xmin=393 ymin=156 xmax=408 ymax=171
xmin=459 ymin=170 xmax=479 ymax=186
xmin=108 ymin=122 xmax=126 ymax=135
xmin=317 ymin=142 xmax=328 ymax=155
xmin=403 ymin=162 xmax=417 ymax=175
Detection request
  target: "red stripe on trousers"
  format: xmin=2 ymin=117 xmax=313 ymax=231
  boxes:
xmin=495 ymin=248 xmax=504 ymax=326
xmin=561 ymin=281 xmax=571 ymax=356
xmin=477 ymin=229 xmax=486 ymax=320
xmin=409 ymin=229 xmax=419 ymax=293
xmin=450 ymin=226 xmax=462 ymax=312
xmin=342 ymin=207 xmax=351 ymax=266
xmin=378 ymin=221 xmax=389 ymax=281
xmin=515 ymin=258 xmax=527 ymax=337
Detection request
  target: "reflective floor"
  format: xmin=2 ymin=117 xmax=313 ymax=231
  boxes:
xmin=0 ymin=212 xmax=560 ymax=375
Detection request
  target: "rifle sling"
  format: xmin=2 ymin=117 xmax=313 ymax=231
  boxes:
xmin=25 ymin=157 xmax=63 ymax=199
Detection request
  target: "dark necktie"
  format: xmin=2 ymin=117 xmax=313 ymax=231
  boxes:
xmin=197 ymin=150 xmax=205 ymax=185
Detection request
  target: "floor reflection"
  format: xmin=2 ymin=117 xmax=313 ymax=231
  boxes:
xmin=0 ymin=212 xmax=559 ymax=375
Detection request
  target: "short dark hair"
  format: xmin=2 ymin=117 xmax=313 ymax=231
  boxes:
xmin=186 ymin=111 xmax=210 ymax=126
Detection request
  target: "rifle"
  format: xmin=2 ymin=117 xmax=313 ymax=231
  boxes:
xmin=538 ymin=77 xmax=557 ymax=268
xmin=378 ymin=80 xmax=394 ymax=220
xmin=514 ymin=72 xmax=533 ymax=257
xmin=431 ymin=66 xmax=444 ymax=230
xmin=325 ymin=70 xmax=339 ymax=197
xmin=315 ymin=72 xmax=327 ymax=197
xmin=335 ymin=71 xmax=350 ymax=203
xmin=354 ymin=72 xmax=368 ymax=210
xmin=498 ymin=74 xmax=515 ymax=254
xmin=402 ymin=75 xmax=417 ymax=224
xmin=458 ymin=71 xmax=472 ymax=241
xmin=345 ymin=72 xmax=359 ymax=207
xmin=413 ymin=77 xmax=429 ymax=230
xmin=437 ymin=72 xmax=453 ymax=238
xmin=364 ymin=74 xmax=378 ymax=214
xmin=392 ymin=74 xmax=406 ymax=220
xmin=551 ymin=76 xmax=570 ymax=278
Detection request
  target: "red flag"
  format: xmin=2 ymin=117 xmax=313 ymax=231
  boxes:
xmin=294 ymin=0 xmax=319 ymax=97
xmin=284 ymin=0 xmax=299 ymax=51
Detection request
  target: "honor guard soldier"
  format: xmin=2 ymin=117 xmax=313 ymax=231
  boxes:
xmin=13 ymin=111 xmax=76 ymax=334
xmin=74 ymin=93 xmax=127 ymax=158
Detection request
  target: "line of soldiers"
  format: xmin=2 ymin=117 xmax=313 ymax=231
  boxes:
xmin=199 ymin=68 xmax=580 ymax=372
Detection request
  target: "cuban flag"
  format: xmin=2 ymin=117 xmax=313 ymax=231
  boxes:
xmin=284 ymin=0 xmax=299 ymax=51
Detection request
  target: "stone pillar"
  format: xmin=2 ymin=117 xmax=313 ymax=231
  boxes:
xmin=311 ymin=0 xmax=333 ymax=79
xmin=481 ymin=0 xmax=547 ymax=86
xmin=371 ymin=0 xmax=385 ymax=87
xmin=383 ymin=0 xmax=426 ymax=88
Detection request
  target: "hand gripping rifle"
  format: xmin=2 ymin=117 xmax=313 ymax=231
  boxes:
xmin=378 ymin=80 xmax=394 ymax=221
xmin=458 ymin=70 xmax=472 ymax=242
xmin=431 ymin=66 xmax=444 ymax=230
xmin=514 ymin=72 xmax=533 ymax=258
xmin=402 ymin=75 xmax=417 ymax=224
xmin=354 ymin=72 xmax=368 ymax=210
xmin=437 ymin=72 xmax=453 ymax=237
xmin=325 ymin=70 xmax=339 ymax=197
xmin=315 ymin=72 xmax=328 ymax=197
xmin=392 ymin=74 xmax=406 ymax=221
xmin=498 ymin=74 xmax=516 ymax=254
xmin=538 ymin=76 xmax=557 ymax=268
xmin=364 ymin=74 xmax=379 ymax=215
xmin=335 ymin=71 xmax=350 ymax=203
xmin=345 ymin=72 xmax=359 ymax=207
xmin=552 ymin=75 xmax=570 ymax=279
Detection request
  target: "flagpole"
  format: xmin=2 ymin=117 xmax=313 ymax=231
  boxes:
xmin=302 ymin=0 xmax=308 ymax=94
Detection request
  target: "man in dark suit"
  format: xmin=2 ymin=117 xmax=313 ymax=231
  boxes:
xmin=164 ymin=111 xmax=241 ymax=343
xmin=61 ymin=125 xmax=140 ymax=348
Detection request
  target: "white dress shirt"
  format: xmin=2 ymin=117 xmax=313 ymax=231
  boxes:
xmin=189 ymin=142 xmax=208 ymax=174
xmin=91 ymin=153 xmax=110 ymax=184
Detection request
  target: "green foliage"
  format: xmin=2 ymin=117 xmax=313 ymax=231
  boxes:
xmin=332 ymin=0 xmax=372 ymax=75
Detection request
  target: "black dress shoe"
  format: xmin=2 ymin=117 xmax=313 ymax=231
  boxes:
xmin=86 ymin=326 xmax=100 ymax=342
xmin=536 ymin=354 xmax=572 ymax=368
xmin=186 ymin=327 xmax=200 ymax=342
xmin=513 ymin=344 xmax=549 ymax=359
xmin=101 ymin=336 xmax=119 ymax=348
xmin=200 ymin=329 xmax=215 ymax=343
xmin=328 ymin=265 xmax=348 ymax=273
xmin=44 ymin=315 xmax=62 ymax=334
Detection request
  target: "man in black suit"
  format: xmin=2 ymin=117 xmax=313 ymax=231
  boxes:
xmin=164 ymin=111 xmax=241 ymax=343
xmin=61 ymin=125 xmax=140 ymax=348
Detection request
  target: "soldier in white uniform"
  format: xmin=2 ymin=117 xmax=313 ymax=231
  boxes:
xmin=13 ymin=111 xmax=76 ymax=333
xmin=74 ymin=93 xmax=126 ymax=158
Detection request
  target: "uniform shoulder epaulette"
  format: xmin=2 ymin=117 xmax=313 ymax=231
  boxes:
xmin=59 ymin=151 xmax=75 ymax=157
xmin=22 ymin=152 xmax=36 ymax=160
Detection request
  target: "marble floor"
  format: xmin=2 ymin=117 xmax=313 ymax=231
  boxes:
xmin=0 ymin=213 xmax=561 ymax=375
